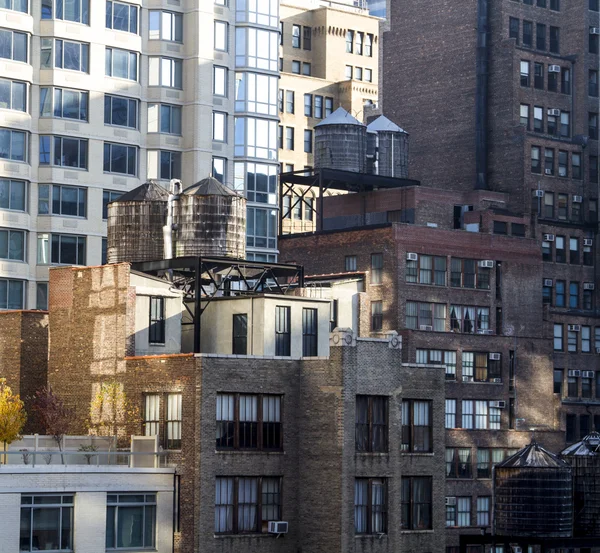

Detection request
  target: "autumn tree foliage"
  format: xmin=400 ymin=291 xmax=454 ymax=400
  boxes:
xmin=89 ymin=381 xmax=139 ymax=446
xmin=31 ymin=386 xmax=72 ymax=451
xmin=0 ymin=379 xmax=27 ymax=454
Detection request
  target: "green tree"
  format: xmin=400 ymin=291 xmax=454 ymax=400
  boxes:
xmin=0 ymin=379 xmax=27 ymax=462
xmin=89 ymin=381 xmax=139 ymax=447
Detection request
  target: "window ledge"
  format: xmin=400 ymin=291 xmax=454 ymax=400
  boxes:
xmin=215 ymin=450 xmax=284 ymax=455
xmin=355 ymin=452 xmax=389 ymax=456
xmin=214 ymin=534 xmax=273 ymax=539
xmin=400 ymin=452 xmax=434 ymax=457
xmin=355 ymin=534 xmax=387 ymax=539
xmin=400 ymin=529 xmax=434 ymax=534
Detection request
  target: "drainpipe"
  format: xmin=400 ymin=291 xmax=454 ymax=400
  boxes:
xmin=475 ymin=0 xmax=489 ymax=190
xmin=163 ymin=179 xmax=181 ymax=260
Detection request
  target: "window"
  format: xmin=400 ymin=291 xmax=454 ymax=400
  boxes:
xmin=214 ymin=20 xmax=228 ymax=51
xmin=406 ymin=301 xmax=446 ymax=332
xmin=106 ymin=494 xmax=156 ymax=549
xmin=554 ymin=323 xmax=563 ymax=351
xmin=477 ymin=497 xmax=490 ymax=527
xmin=291 ymin=24 xmax=300 ymax=48
xmin=303 ymin=129 xmax=312 ymax=153
xmin=312 ymin=95 xmax=323 ymax=119
xmin=346 ymin=65 xmax=353 ymax=80
xmin=534 ymin=63 xmax=544 ymax=89
xmin=523 ymin=21 xmax=532 ymax=47
xmin=234 ymin=117 xmax=277 ymax=159
xmin=38 ymin=184 xmax=86 ymax=218
xmin=148 ymin=104 xmax=181 ymax=135
xmin=0 ymin=129 xmax=26 ymax=162
xmin=584 ymin=286 xmax=593 ymax=311
xmin=213 ymin=111 xmax=226 ymax=142
xmin=284 ymin=127 xmax=294 ymax=150
xmin=212 ymin=157 xmax=226 ymax=184
xmin=568 ymin=330 xmax=577 ymax=352
xmin=558 ymin=151 xmax=568 ymax=177
xmin=213 ymin=66 xmax=227 ymax=96
xmin=39 ymin=136 xmax=86 ymax=168
xmin=462 ymin=400 xmax=474 ymax=429
xmin=105 ymin=47 xmax=136 ymax=80
xmin=545 ymin=148 xmax=554 ymax=175
xmin=149 ymin=296 xmax=165 ymax=344
xmin=302 ymin=307 xmax=317 ymax=356
xmin=20 ymin=495 xmax=74 ymax=552
xmin=531 ymin=146 xmax=541 ymax=173
xmin=591 ymin=70 xmax=599 ymax=97
xmin=591 ymin=29 xmax=600 ymax=54
xmin=304 ymin=93 xmax=312 ymax=117
xmin=519 ymin=104 xmax=529 ymax=127
xmin=509 ymin=17 xmax=519 ymax=42
xmin=144 ymin=394 xmax=160 ymax=436
xmin=566 ymin=413 xmax=577 ymax=442
xmin=285 ymin=91 xmax=294 ymax=114
xmin=356 ymin=395 xmax=388 ymax=453
xmin=536 ymin=24 xmax=546 ymax=50
xmin=570 ymin=238 xmax=579 ymax=264
xmin=592 ymin=156 xmax=599 ymax=183
xmin=0 ymin=79 xmax=26 ymax=112
xmin=569 ymin=282 xmax=579 ymax=308
xmin=42 ymin=0 xmax=88 ymax=23
xmin=147 ymin=150 xmax=181 ymax=181
xmin=103 ymin=143 xmax=137 ymax=176
xmin=103 ymin=95 xmax=137 ymax=129
xmin=590 ymin=112 xmax=598 ymax=140
xmin=0 ymin=29 xmax=27 ymax=63
xmin=550 ymin=0 xmax=559 ymax=8
xmin=37 ymin=233 xmax=85 ymax=265
xmin=303 ymin=26 xmax=311 ymax=50
xmin=1 ymin=0 xmax=26 ymax=13
xmin=533 ymin=106 xmax=543 ymax=132
xmin=561 ymin=67 xmax=571 ymax=94
xmin=291 ymin=60 xmax=300 ymax=74
xmin=355 ymin=67 xmax=363 ymax=81
xmin=106 ymin=1 xmax=138 ymax=33
xmin=416 ymin=350 xmax=456 ymax=379
xmin=355 ymin=478 xmax=387 ymax=534
xmin=560 ymin=111 xmax=570 ymax=137
xmin=148 ymin=57 xmax=182 ymax=88
xmin=275 ymin=306 xmax=290 ymax=356
xmin=568 ymin=375 xmax=578 ymax=397
xmin=446 ymin=448 xmax=472 ymax=478
xmin=149 ymin=10 xmax=182 ymax=41
xmin=520 ymin=61 xmax=530 ymax=86
xmin=39 ymin=87 xmax=87 ymax=121
xmin=231 ymin=313 xmax=248 ymax=355
xmin=573 ymin=154 xmax=582 ymax=179
xmin=554 ymin=369 xmax=563 ymax=394
xmin=401 ymin=400 xmax=432 ymax=452
xmin=345 ymin=255 xmax=357 ymax=272
xmin=556 ymin=280 xmax=565 ymax=307
xmin=592 ymin=0 xmax=599 ymax=10
xmin=454 ymin=497 xmax=471 ymax=527
xmin=0 ymin=179 xmax=26 ymax=211
xmin=215 ymin=477 xmax=281 ymax=533
xmin=583 ymin=376 xmax=592 ymax=398
xmin=0 ymin=228 xmax=24 ymax=261
xmin=406 ymin=254 xmax=446 ymax=285
xmin=371 ymin=253 xmax=383 ymax=284
xmin=365 ymin=68 xmax=373 ymax=82
xmin=477 ymin=449 xmax=491 ymax=479
xmin=584 ymin=238 xmax=594 ymax=265
xmin=450 ymin=258 xmax=490 ymax=289
xmin=401 ymin=477 xmax=432 ymax=530
xmin=462 ymin=352 xmax=501 ymax=383
xmin=346 ymin=29 xmax=354 ymax=53
xmin=542 ymin=280 xmax=552 ymax=304
xmin=36 ymin=282 xmax=48 ymax=310
xmin=325 ymin=97 xmax=333 ymax=117
xmin=0 ymin=278 xmax=24 ymax=309
xmin=548 ymin=67 xmax=558 ymax=92
xmin=445 ymin=399 xmax=456 ymax=429
xmin=371 ymin=300 xmax=383 ymax=331
xmin=549 ymin=26 xmax=559 ymax=53
xmin=557 ymin=194 xmax=568 ymax=220
xmin=450 ymin=305 xmax=489 ymax=334
xmin=556 ymin=235 xmax=566 ymax=263
xmin=166 ymin=393 xmax=182 ymax=449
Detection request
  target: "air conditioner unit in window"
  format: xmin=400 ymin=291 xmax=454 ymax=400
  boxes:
xmin=559 ymin=168 xmax=568 ymax=177
xmin=547 ymin=108 xmax=561 ymax=117
xmin=534 ymin=189 xmax=545 ymax=198
xmin=490 ymin=378 xmax=502 ymax=383
xmin=478 ymin=260 xmax=494 ymax=268
xmin=596 ymin=347 xmax=600 ymax=354
xmin=545 ymin=168 xmax=553 ymax=175
xmin=591 ymin=27 xmax=600 ymax=35
xmin=548 ymin=65 xmax=561 ymax=73
xmin=463 ymin=376 xmax=474 ymax=382
xmin=584 ymin=282 xmax=595 ymax=290
xmin=568 ymin=369 xmax=581 ymax=377
xmin=407 ymin=252 xmax=418 ymax=261
xmin=544 ymin=234 xmax=555 ymax=242
xmin=477 ymin=329 xmax=494 ymax=335
xmin=573 ymin=195 xmax=583 ymax=203
xmin=584 ymin=238 xmax=593 ymax=246
xmin=489 ymin=353 xmax=501 ymax=361
xmin=490 ymin=401 xmax=506 ymax=408
xmin=268 ymin=521 xmax=289 ymax=534
xmin=583 ymin=371 xmax=595 ymax=378
xmin=445 ymin=497 xmax=457 ymax=506
xmin=544 ymin=278 xmax=553 ymax=287
xmin=419 ymin=325 xmax=433 ymax=331
xmin=568 ymin=324 xmax=581 ymax=332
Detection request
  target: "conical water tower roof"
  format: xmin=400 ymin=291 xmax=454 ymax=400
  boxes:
xmin=315 ymin=107 xmax=365 ymax=128
xmin=367 ymin=115 xmax=408 ymax=134
xmin=499 ymin=441 xmax=569 ymax=468
xmin=115 ymin=180 xmax=169 ymax=202
xmin=562 ymin=431 xmax=600 ymax=456
xmin=182 ymin=176 xmax=240 ymax=197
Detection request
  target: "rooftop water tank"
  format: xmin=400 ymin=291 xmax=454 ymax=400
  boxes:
xmin=314 ymin=107 xmax=367 ymax=173
xmin=366 ymin=115 xmax=409 ymax=178
xmin=174 ymin=177 xmax=246 ymax=259
xmin=107 ymin=181 xmax=169 ymax=264
xmin=494 ymin=441 xmax=573 ymax=538
xmin=561 ymin=431 xmax=600 ymax=537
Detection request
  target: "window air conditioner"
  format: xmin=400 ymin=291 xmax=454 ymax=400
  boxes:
xmin=445 ymin=497 xmax=457 ymax=506
xmin=596 ymin=347 xmax=600 ymax=354
xmin=573 ymin=195 xmax=583 ymax=203
xmin=478 ymin=260 xmax=494 ymax=268
xmin=568 ymin=370 xmax=581 ymax=377
xmin=544 ymin=279 xmax=553 ymax=287
xmin=547 ymin=108 xmax=561 ymax=117
xmin=568 ymin=324 xmax=581 ymax=332
xmin=548 ymin=65 xmax=561 ymax=73
xmin=534 ymin=189 xmax=545 ymax=198
xmin=545 ymin=168 xmax=553 ymax=175
xmin=407 ymin=252 xmax=418 ymax=261
xmin=583 ymin=371 xmax=595 ymax=378
xmin=490 ymin=378 xmax=502 ymax=383
xmin=490 ymin=401 xmax=506 ymax=408
xmin=419 ymin=325 xmax=433 ymax=331
xmin=268 ymin=521 xmax=289 ymax=534
xmin=584 ymin=282 xmax=595 ymax=290
xmin=463 ymin=376 xmax=474 ymax=382
xmin=477 ymin=329 xmax=494 ymax=335
xmin=489 ymin=353 xmax=501 ymax=361
xmin=544 ymin=234 xmax=555 ymax=241
xmin=591 ymin=27 xmax=600 ymax=35
xmin=584 ymin=238 xmax=593 ymax=246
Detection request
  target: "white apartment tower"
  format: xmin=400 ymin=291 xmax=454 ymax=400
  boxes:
xmin=0 ymin=0 xmax=280 ymax=310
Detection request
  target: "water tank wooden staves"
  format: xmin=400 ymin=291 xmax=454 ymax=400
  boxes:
xmin=494 ymin=441 xmax=573 ymax=538
xmin=107 ymin=181 xmax=169 ymax=264
xmin=174 ymin=177 xmax=246 ymax=259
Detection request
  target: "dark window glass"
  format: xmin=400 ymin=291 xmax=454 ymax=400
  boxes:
xmin=401 ymin=477 xmax=432 ymax=530
xmin=536 ymin=24 xmax=546 ymax=50
xmin=232 ymin=313 xmax=247 ymax=354
xmin=149 ymin=296 xmax=165 ymax=344
xmin=371 ymin=300 xmax=383 ymax=331
xmin=566 ymin=414 xmax=577 ymax=442
xmin=401 ymin=400 xmax=432 ymax=453
xmin=509 ymin=18 xmax=519 ymax=43
xmin=549 ymin=26 xmax=559 ymax=53
xmin=354 ymin=478 xmax=387 ymax=535
xmin=554 ymin=369 xmax=563 ymax=394
xmin=275 ymin=306 xmax=290 ymax=356
xmin=302 ymin=307 xmax=318 ymax=356
xmin=371 ymin=253 xmax=383 ymax=284
xmin=523 ymin=21 xmax=533 ymax=47
xmin=355 ymin=395 xmax=388 ymax=453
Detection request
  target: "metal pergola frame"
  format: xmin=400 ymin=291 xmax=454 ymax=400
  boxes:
xmin=132 ymin=256 xmax=304 ymax=353
xmin=278 ymin=167 xmax=420 ymax=233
